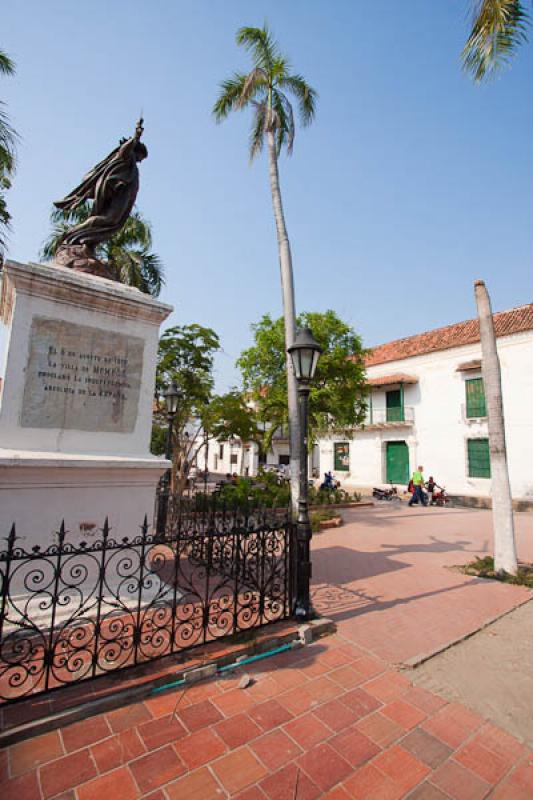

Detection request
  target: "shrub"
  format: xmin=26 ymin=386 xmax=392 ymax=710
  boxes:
xmin=310 ymin=509 xmax=342 ymax=532
xmin=309 ymin=487 xmax=361 ymax=506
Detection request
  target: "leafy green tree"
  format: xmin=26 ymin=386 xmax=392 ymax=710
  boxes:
xmin=0 ymin=48 xmax=18 ymax=260
xmin=213 ymin=24 xmax=317 ymax=510
xmin=237 ymin=311 xmax=368 ymax=447
xmin=207 ymin=390 xmax=262 ymax=474
xmin=463 ymin=1 xmax=529 ymax=80
xmin=152 ymin=324 xmax=221 ymax=495
xmin=41 ymin=202 xmax=164 ymax=296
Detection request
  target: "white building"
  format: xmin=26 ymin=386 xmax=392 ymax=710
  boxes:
xmin=318 ymin=304 xmax=533 ymax=508
xmin=204 ymin=426 xmax=292 ymax=477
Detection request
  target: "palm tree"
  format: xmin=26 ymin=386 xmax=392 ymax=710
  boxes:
xmin=474 ymin=280 xmax=518 ymax=574
xmin=0 ymin=48 xmax=18 ymax=260
xmin=213 ymin=25 xmax=317 ymax=511
xmin=463 ymin=1 xmax=530 ymax=80
xmin=41 ymin=203 xmax=164 ymax=297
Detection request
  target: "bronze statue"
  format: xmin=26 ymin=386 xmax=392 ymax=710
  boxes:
xmin=54 ymin=119 xmax=147 ymax=277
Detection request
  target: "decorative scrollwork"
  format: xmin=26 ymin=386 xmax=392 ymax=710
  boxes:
xmin=0 ymin=504 xmax=292 ymax=703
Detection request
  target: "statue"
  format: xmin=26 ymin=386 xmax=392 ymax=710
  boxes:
xmin=54 ymin=119 xmax=147 ymax=278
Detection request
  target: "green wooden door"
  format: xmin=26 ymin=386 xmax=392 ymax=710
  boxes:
xmin=386 ymin=390 xmax=403 ymax=422
xmin=386 ymin=441 xmax=409 ymax=484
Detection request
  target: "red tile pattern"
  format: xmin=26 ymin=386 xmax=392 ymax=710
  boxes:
xmin=0 ymin=635 xmax=530 ymax=800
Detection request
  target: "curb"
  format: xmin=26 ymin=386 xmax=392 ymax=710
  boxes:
xmin=400 ymin=595 xmax=533 ymax=670
xmin=0 ymin=617 xmax=336 ymax=747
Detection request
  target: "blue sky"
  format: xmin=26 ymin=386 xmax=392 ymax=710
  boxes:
xmin=2 ymin=1 xmax=533 ymax=390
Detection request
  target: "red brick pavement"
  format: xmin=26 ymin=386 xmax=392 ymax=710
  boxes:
xmin=1 ymin=506 xmax=532 ymax=798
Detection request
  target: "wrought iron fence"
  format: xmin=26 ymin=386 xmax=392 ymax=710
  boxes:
xmin=0 ymin=500 xmax=293 ymax=704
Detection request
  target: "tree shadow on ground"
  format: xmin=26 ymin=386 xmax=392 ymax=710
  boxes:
xmin=312 ymin=537 xmax=476 ymax=582
xmin=311 ymin=579 xmax=482 ymax=625
xmin=310 ymin=537 xmax=486 ymax=625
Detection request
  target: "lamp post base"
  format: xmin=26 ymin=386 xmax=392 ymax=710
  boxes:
xmin=293 ymin=514 xmax=315 ymax=621
xmin=293 ymin=600 xmax=318 ymax=622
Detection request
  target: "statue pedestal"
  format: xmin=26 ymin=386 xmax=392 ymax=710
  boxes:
xmin=0 ymin=259 xmax=173 ymax=548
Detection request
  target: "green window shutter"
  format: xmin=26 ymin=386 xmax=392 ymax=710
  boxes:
xmin=465 ymin=378 xmax=486 ymax=418
xmin=467 ymin=438 xmax=491 ymax=478
xmin=386 ymin=390 xmax=403 ymax=422
xmin=334 ymin=442 xmax=350 ymax=471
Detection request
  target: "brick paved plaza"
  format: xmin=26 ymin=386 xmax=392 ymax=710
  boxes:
xmin=2 ymin=505 xmax=533 ymax=799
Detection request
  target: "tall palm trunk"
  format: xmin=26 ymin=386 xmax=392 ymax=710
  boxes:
xmin=266 ymin=129 xmax=300 ymax=515
xmin=474 ymin=279 xmax=518 ymax=575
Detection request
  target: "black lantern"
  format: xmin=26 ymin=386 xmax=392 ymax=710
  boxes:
xmin=164 ymin=381 xmax=182 ymax=416
xmin=287 ymin=327 xmax=322 ymax=383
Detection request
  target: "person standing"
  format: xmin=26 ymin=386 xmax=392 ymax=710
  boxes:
xmin=426 ymin=475 xmax=437 ymax=505
xmin=408 ymin=466 xmax=428 ymax=507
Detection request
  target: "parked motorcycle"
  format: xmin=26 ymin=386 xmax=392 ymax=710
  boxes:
xmin=320 ymin=472 xmax=340 ymax=491
xmin=430 ymin=485 xmax=449 ymax=507
xmin=372 ymin=483 xmax=399 ymax=501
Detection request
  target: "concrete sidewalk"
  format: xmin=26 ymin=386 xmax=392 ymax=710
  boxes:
xmin=1 ymin=505 xmax=532 ymax=799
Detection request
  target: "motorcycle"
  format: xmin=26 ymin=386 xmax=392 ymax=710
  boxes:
xmin=372 ymin=483 xmax=399 ymax=501
xmin=320 ymin=472 xmax=340 ymax=491
xmin=430 ymin=485 xmax=449 ymax=507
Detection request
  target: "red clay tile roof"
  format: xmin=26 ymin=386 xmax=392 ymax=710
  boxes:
xmin=368 ymin=373 xmax=418 ymax=387
xmin=366 ymin=304 xmax=533 ymax=367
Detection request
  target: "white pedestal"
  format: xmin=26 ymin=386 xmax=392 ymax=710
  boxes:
xmin=0 ymin=259 xmax=173 ymax=547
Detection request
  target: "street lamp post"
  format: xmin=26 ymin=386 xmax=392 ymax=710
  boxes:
xmin=287 ymin=327 xmax=322 ymax=621
xmin=228 ymin=434 xmax=236 ymax=474
xmin=156 ymin=381 xmax=182 ymax=538
xmin=203 ymin=428 xmax=209 ymax=482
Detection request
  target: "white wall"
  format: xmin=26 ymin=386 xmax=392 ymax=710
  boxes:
xmin=206 ymin=436 xmax=290 ymax=478
xmin=319 ymin=330 xmax=533 ymax=500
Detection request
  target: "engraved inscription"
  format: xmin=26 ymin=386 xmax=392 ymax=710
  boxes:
xmin=21 ymin=317 xmax=144 ymax=432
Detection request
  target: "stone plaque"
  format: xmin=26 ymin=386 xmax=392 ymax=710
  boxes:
xmin=21 ymin=317 xmax=144 ymax=433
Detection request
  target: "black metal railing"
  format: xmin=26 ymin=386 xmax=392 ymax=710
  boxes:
xmin=0 ymin=500 xmax=293 ymax=704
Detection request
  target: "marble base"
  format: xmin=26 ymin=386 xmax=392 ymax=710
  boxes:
xmin=0 ymin=259 xmax=174 ymax=550
xmin=0 ymin=449 xmax=169 ymax=549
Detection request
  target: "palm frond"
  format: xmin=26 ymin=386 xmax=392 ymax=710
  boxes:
xmin=238 ymin=67 xmax=268 ymax=108
xmin=462 ymin=0 xmax=529 ymax=80
xmin=278 ymin=74 xmax=317 ymax=126
xmin=213 ymin=72 xmax=248 ymax=121
xmin=272 ymin=90 xmax=295 ymax=155
xmin=249 ymin=101 xmax=267 ymax=161
xmin=49 ymin=200 xmax=91 ymax=227
xmin=113 ymin=210 xmax=152 ymax=249
xmin=0 ymin=50 xmax=15 ymax=76
xmin=0 ymin=191 xmax=11 ymax=255
xmin=271 ymin=56 xmax=291 ymax=82
xmin=138 ymin=250 xmax=164 ymax=296
xmin=41 ymin=222 xmax=70 ymax=260
xmin=0 ymin=102 xmax=18 ymax=175
xmin=111 ymin=248 xmax=144 ymax=292
xmin=236 ymin=25 xmax=278 ymax=71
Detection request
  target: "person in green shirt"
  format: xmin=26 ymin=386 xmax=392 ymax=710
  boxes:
xmin=408 ymin=466 xmax=428 ymax=507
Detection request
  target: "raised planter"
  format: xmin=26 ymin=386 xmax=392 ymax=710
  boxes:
xmin=318 ymin=516 xmax=343 ymax=530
